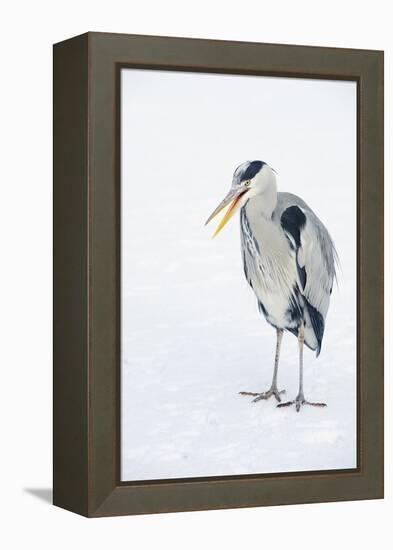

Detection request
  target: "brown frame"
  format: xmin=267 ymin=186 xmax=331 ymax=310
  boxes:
xmin=53 ymin=32 xmax=384 ymax=517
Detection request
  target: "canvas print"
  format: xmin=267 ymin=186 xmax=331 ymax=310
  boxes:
xmin=120 ymin=69 xmax=357 ymax=481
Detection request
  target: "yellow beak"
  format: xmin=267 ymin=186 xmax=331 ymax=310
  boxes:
xmin=205 ymin=188 xmax=248 ymax=238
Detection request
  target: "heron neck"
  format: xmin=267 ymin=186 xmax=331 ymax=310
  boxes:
xmin=246 ymin=184 xmax=277 ymax=220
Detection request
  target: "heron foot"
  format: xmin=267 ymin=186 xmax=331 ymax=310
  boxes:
xmin=277 ymin=393 xmax=327 ymax=412
xmin=239 ymin=387 xmax=286 ymax=403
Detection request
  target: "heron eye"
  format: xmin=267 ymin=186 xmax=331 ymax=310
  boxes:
xmin=244 ymin=180 xmax=251 ymax=187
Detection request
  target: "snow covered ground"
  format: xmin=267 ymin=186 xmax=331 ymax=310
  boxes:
xmin=121 ymin=70 xmax=357 ymax=481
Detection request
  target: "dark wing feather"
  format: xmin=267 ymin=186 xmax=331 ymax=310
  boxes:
xmin=280 ymin=204 xmax=336 ymax=356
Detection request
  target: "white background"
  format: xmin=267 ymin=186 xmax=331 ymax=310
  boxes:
xmin=121 ymin=71 xmax=357 ymax=480
xmin=1 ymin=1 xmax=390 ymax=549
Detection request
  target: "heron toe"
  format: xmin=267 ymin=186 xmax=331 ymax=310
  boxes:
xmin=277 ymin=393 xmax=327 ymax=412
xmin=239 ymin=388 xmax=286 ymax=403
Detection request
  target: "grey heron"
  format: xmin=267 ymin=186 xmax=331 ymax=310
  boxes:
xmin=205 ymin=160 xmax=338 ymax=412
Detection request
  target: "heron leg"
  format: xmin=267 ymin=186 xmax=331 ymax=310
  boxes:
xmin=277 ymin=323 xmax=327 ymax=412
xmin=239 ymin=328 xmax=285 ymax=403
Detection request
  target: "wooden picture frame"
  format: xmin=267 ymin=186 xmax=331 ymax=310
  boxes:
xmin=53 ymin=32 xmax=384 ymax=517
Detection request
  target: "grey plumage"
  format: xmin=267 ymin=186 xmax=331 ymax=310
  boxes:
xmin=241 ymin=190 xmax=337 ymax=355
xmin=205 ymin=160 xmax=338 ymax=411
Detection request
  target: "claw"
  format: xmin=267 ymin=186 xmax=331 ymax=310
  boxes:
xmin=277 ymin=395 xmax=327 ymax=411
xmin=239 ymin=388 xmax=285 ymax=403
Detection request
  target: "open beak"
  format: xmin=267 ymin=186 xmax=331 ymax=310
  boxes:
xmin=205 ymin=188 xmax=248 ymax=238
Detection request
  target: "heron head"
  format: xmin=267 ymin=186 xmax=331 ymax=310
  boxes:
xmin=205 ymin=160 xmax=276 ymax=237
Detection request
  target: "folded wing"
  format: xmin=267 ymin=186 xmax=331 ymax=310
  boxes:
xmin=280 ymin=205 xmax=338 ymax=355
